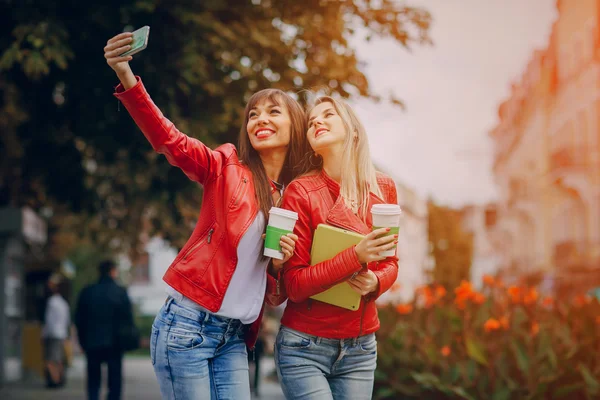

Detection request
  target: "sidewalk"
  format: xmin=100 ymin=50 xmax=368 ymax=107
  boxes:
xmin=0 ymin=355 xmax=284 ymax=400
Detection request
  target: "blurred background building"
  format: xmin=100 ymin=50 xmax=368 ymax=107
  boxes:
xmin=482 ymin=0 xmax=600 ymax=294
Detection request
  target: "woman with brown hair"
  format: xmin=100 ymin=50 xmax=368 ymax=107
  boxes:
xmin=103 ymin=31 xmax=312 ymax=400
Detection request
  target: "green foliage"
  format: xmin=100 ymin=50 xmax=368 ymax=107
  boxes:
xmin=1 ymin=0 xmax=431 ymax=256
xmin=374 ymin=281 xmax=600 ymax=400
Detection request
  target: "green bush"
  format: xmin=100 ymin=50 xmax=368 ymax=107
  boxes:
xmin=374 ymin=279 xmax=600 ymax=400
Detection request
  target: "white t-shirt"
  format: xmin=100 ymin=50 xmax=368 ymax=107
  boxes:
xmin=42 ymin=294 xmax=70 ymax=339
xmin=166 ymin=212 xmax=269 ymax=324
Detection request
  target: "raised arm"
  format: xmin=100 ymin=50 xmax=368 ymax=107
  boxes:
xmin=104 ymin=32 xmax=233 ymax=184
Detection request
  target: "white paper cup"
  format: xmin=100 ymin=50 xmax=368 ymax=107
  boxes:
xmin=371 ymin=204 xmax=402 ymax=257
xmin=264 ymin=207 xmax=298 ymax=260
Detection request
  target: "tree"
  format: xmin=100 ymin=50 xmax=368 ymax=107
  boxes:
xmin=428 ymin=200 xmax=473 ymax=290
xmin=1 ymin=0 xmax=432 ymax=257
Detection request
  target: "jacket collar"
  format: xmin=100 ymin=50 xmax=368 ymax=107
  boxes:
xmin=320 ymin=169 xmax=384 ymax=235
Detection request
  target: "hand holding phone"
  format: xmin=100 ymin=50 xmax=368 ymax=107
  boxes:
xmin=104 ymin=27 xmax=149 ymax=90
xmin=120 ymin=26 xmax=150 ymax=56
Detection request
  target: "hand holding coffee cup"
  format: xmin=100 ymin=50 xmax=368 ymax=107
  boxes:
xmin=264 ymin=207 xmax=299 ymax=260
xmin=354 ymin=227 xmax=398 ymax=264
xmin=371 ymin=204 xmax=402 ymax=257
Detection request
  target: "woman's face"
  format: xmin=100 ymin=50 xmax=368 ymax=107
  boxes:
xmin=246 ymin=99 xmax=292 ymax=153
xmin=306 ymin=102 xmax=346 ymax=154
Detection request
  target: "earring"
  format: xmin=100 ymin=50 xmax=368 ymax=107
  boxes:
xmin=309 ymin=152 xmax=322 ymax=167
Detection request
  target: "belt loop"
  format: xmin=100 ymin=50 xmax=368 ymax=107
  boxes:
xmin=203 ymin=310 xmax=210 ymax=323
xmin=164 ymin=296 xmax=174 ymax=312
xmin=315 ymin=336 xmax=321 ymax=345
xmin=352 ymin=337 xmax=358 ymax=347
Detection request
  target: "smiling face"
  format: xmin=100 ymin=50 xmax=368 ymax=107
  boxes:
xmin=306 ymin=101 xmax=348 ymax=155
xmin=246 ymin=97 xmax=292 ymax=153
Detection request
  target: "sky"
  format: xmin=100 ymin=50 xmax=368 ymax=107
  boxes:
xmin=350 ymin=0 xmax=558 ymax=207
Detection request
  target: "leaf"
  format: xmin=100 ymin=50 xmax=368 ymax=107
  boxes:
xmin=492 ymin=387 xmax=512 ymax=400
xmin=579 ymin=364 xmax=600 ymax=394
xmin=410 ymin=371 xmax=440 ymax=389
xmin=554 ymin=383 xmax=585 ymax=398
xmin=511 ymin=341 xmax=529 ymax=374
xmin=375 ymin=387 xmax=395 ymax=399
xmin=466 ymin=337 xmax=488 ymax=366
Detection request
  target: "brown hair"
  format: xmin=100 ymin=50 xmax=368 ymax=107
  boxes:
xmin=238 ymin=89 xmax=312 ymax=219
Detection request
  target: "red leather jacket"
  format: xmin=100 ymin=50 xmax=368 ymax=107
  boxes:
xmin=280 ymin=170 xmax=399 ymax=339
xmin=114 ymin=78 xmax=285 ymax=348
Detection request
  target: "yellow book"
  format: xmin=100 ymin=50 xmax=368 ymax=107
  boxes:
xmin=309 ymin=224 xmax=363 ymax=311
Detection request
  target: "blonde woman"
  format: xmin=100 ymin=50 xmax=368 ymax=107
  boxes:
xmin=275 ymin=97 xmax=399 ymax=399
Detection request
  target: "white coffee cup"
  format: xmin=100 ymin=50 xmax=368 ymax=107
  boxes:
xmin=264 ymin=207 xmax=299 ymax=259
xmin=371 ymin=204 xmax=402 ymax=257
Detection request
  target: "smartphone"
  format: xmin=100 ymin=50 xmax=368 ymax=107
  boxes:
xmin=121 ymin=26 xmax=150 ymax=57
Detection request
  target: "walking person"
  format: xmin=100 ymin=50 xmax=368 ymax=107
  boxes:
xmin=103 ymin=30 xmax=311 ymax=399
xmin=75 ymin=260 xmax=136 ymax=400
xmin=275 ymin=97 xmax=400 ymax=399
xmin=42 ymin=273 xmax=70 ymax=388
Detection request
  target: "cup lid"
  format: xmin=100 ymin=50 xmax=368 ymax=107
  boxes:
xmin=269 ymin=207 xmax=298 ymax=220
xmin=371 ymin=204 xmax=402 ymax=215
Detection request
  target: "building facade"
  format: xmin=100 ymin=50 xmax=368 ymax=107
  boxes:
xmin=489 ymin=0 xmax=600 ymax=292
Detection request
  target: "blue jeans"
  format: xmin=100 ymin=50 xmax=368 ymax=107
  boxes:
xmin=150 ymin=297 xmax=250 ymax=400
xmin=275 ymin=326 xmax=377 ymax=400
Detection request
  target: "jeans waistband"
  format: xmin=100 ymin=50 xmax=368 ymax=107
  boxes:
xmin=280 ymin=326 xmax=374 ymax=347
xmin=164 ymin=296 xmax=243 ymax=331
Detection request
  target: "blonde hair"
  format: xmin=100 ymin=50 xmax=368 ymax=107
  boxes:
xmin=307 ymin=96 xmax=382 ymax=218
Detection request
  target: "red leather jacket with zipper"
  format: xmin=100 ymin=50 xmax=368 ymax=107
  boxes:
xmin=280 ymin=170 xmax=399 ymax=339
xmin=114 ymin=77 xmax=286 ymax=348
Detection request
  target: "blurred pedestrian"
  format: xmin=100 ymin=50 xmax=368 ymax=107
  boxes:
xmin=75 ymin=260 xmax=136 ymax=400
xmin=42 ymin=273 xmax=70 ymax=388
xmin=248 ymin=331 xmax=265 ymax=397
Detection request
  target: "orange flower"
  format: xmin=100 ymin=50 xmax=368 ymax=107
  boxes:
xmin=455 ymin=280 xmax=473 ymax=298
xmin=531 ymin=322 xmax=539 ymax=336
xmin=574 ymin=295 xmax=590 ymax=307
xmin=390 ymin=283 xmax=401 ymax=293
xmin=508 ymin=286 xmax=521 ymax=304
xmin=499 ymin=315 xmax=510 ymax=330
xmin=484 ymin=318 xmax=501 ymax=332
xmin=423 ymin=286 xmax=436 ymax=308
xmin=440 ymin=346 xmax=451 ymax=357
xmin=396 ymin=303 xmax=413 ymax=315
xmin=454 ymin=297 xmax=467 ymax=310
xmin=542 ymin=296 xmax=554 ymax=308
xmin=483 ymin=275 xmax=495 ymax=287
xmin=435 ymin=285 xmax=447 ymax=299
xmin=523 ymin=288 xmax=538 ymax=305
xmin=472 ymin=292 xmax=485 ymax=305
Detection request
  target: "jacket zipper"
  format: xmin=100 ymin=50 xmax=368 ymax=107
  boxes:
xmin=182 ymin=227 xmax=214 ymax=260
xmin=234 ymin=177 xmax=248 ymax=206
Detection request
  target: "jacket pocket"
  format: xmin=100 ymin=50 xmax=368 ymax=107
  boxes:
xmin=181 ymin=224 xmax=215 ymax=261
xmin=229 ymin=177 xmax=248 ymax=208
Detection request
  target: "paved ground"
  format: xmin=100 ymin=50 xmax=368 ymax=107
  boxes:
xmin=0 ymin=355 xmax=284 ymax=400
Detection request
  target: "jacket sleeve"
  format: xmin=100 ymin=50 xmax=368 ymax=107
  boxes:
xmin=281 ymin=182 xmax=364 ymax=303
xmin=114 ymin=77 xmax=235 ymax=185
xmin=367 ymin=177 xmax=400 ymax=301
